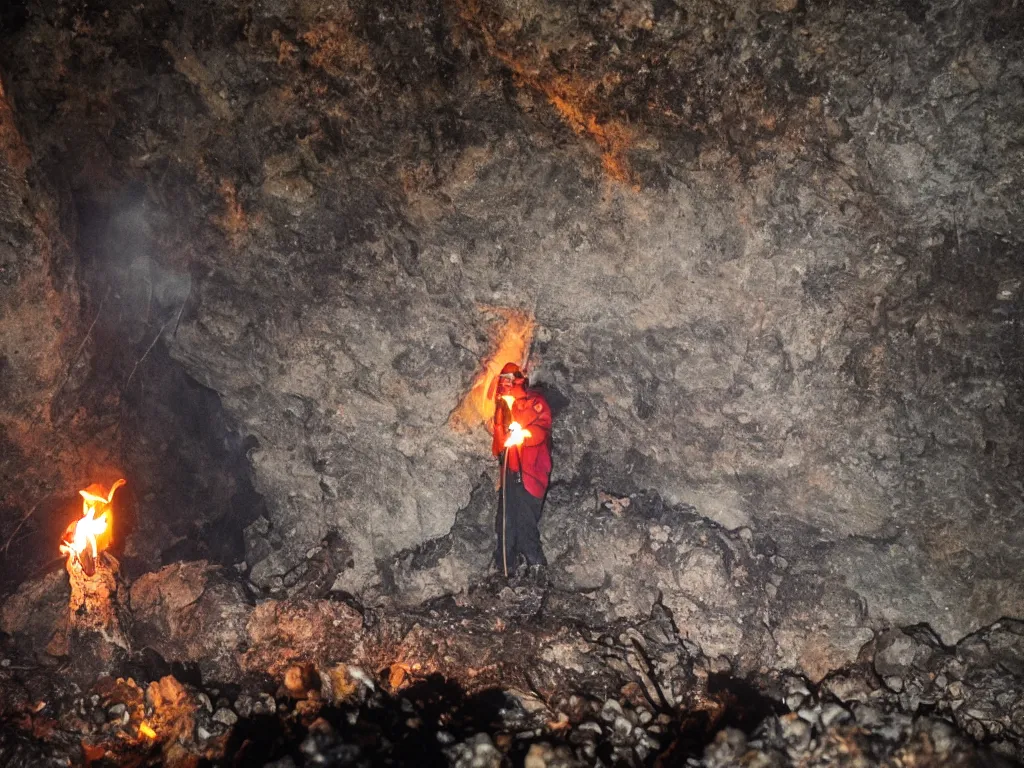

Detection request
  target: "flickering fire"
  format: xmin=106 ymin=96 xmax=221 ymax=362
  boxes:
xmin=138 ymin=722 xmax=156 ymax=739
xmin=60 ymin=479 xmax=125 ymax=575
xmin=504 ymin=421 xmax=531 ymax=448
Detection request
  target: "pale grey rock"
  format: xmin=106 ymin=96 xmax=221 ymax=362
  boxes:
xmin=820 ymin=704 xmax=851 ymax=728
xmin=213 ymin=708 xmax=238 ymax=727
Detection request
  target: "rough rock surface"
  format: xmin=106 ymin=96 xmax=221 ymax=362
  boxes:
xmin=1 ymin=565 xmax=1023 ymax=765
xmin=240 ymin=597 xmax=364 ymax=680
xmin=1 ymin=0 xmax=1022 ymax=675
xmin=0 ymin=70 xmax=92 ymax=585
xmin=129 ymin=560 xmax=251 ymax=683
xmin=0 ymin=75 xmax=264 ymax=589
xmin=0 ymin=568 xmax=68 ymax=657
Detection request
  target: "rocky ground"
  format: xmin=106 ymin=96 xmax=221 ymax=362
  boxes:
xmin=2 ymin=553 xmax=1023 ymax=766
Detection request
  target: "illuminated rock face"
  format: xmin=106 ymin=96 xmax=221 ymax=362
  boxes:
xmin=1 ymin=0 xmax=1022 ymax=665
xmin=0 ymin=78 xmax=84 ymax=564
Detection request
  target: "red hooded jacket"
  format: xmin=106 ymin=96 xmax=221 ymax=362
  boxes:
xmin=491 ymin=384 xmax=553 ymax=499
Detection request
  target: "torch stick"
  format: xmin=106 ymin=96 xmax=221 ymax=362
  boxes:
xmin=501 ymin=446 xmax=509 ymax=579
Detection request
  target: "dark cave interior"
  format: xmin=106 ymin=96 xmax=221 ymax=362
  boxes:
xmin=0 ymin=0 xmax=1023 ymax=765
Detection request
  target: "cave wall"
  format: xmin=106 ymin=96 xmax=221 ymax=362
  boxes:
xmin=1 ymin=0 xmax=1022 ymax=652
xmin=0 ymin=74 xmax=264 ymax=587
xmin=0 ymin=71 xmax=95 ymax=581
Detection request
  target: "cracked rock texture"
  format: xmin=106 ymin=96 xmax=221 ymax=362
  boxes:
xmin=2 ymin=560 xmax=1023 ymax=764
xmin=0 ymin=0 xmax=1022 ymax=678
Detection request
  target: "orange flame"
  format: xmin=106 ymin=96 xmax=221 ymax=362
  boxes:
xmin=503 ymin=421 xmax=531 ymax=448
xmin=450 ymin=308 xmax=535 ymax=431
xmin=60 ymin=479 xmax=125 ymax=571
xmin=138 ymin=722 xmax=156 ymax=739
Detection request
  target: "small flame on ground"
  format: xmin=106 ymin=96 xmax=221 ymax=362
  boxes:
xmin=138 ymin=722 xmax=156 ymax=739
xmin=60 ymin=479 xmax=125 ymax=570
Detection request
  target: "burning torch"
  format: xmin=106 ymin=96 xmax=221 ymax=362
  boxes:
xmin=60 ymin=479 xmax=125 ymax=577
xmin=56 ymin=478 xmax=130 ymax=656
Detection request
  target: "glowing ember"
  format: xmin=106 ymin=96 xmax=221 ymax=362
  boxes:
xmin=138 ymin=722 xmax=156 ymax=739
xmin=60 ymin=479 xmax=125 ymax=575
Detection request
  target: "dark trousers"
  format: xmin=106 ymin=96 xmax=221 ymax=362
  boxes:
xmin=495 ymin=464 xmax=546 ymax=572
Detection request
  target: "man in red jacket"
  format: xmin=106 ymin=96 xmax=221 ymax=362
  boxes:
xmin=490 ymin=362 xmax=553 ymax=577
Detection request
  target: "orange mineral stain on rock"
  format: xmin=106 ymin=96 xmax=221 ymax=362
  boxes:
xmin=456 ymin=0 xmax=638 ymax=188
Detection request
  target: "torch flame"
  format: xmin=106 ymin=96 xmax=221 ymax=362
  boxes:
xmin=503 ymin=421 xmax=531 ymax=448
xmin=60 ymin=479 xmax=125 ymax=571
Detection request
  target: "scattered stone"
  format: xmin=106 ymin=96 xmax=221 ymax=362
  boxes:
xmin=600 ymin=699 xmax=624 ymax=722
xmin=196 ymin=692 xmax=212 ymax=713
xmin=612 ymin=715 xmax=633 ymax=743
xmin=212 ymin=708 xmax=238 ymax=727
xmin=884 ymin=675 xmax=904 ymax=692
xmin=524 ymin=742 xmax=578 ymax=768
xmin=703 ymin=728 xmax=747 ymax=767
xmin=233 ymin=694 xmax=254 ymax=718
xmin=447 ymin=733 xmax=503 ymax=768
xmin=819 ymin=703 xmax=850 ymax=728
xmin=779 ymin=714 xmax=811 ymax=754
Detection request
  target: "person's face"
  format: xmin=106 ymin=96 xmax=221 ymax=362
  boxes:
xmin=497 ymin=374 xmax=521 ymax=396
